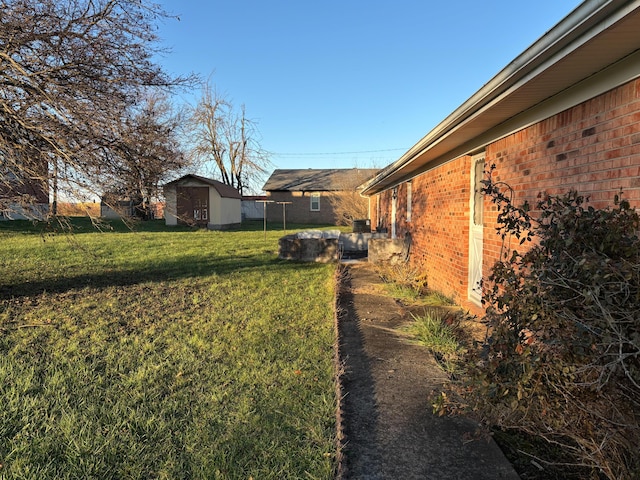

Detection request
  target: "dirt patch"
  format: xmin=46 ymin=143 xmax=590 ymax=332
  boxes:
xmin=335 ymin=263 xmax=519 ymax=480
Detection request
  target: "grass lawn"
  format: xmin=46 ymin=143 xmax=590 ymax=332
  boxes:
xmin=0 ymin=219 xmax=339 ymax=479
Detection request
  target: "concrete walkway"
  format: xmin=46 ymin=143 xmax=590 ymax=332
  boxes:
xmin=335 ymin=263 xmax=520 ymax=480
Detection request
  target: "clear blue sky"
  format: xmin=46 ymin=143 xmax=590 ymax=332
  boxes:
xmin=156 ymin=0 xmax=584 ymax=174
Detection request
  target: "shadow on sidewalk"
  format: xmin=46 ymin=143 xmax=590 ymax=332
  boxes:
xmin=335 ymin=263 xmax=520 ymax=480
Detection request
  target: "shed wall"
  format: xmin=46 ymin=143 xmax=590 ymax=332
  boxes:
xmin=164 ymin=186 xmax=178 ymax=225
xmin=214 ymin=196 xmax=242 ymax=228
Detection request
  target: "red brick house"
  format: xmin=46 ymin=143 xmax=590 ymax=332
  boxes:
xmin=360 ymin=0 xmax=640 ymax=313
xmin=262 ymin=168 xmax=378 ymax=225
xmin=0 ymin=160 xmax=49 ymax=220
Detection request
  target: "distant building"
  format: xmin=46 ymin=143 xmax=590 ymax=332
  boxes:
xmin=262 ymin=168 xmax=378 ymax=225
xmin=241 ymin=195 xmax=268 ymax=220
xmin=100 ymin=194 xmax=164 ymax=220
xmin=0 ymin=159 xmax=49 ymax=220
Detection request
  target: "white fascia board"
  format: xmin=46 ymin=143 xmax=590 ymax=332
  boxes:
xmin=360 ymin=0 xmax=640 ymax=195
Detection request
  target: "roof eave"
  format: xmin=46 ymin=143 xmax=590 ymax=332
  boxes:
xmin=361 ymin=0 xmax=640 ymax=196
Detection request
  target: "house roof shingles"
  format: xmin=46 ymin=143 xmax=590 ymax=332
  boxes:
xmin=165 ymin=174 xmax=242 ymax=199
xmin=262 ymin=168 xmax=378 ymax=192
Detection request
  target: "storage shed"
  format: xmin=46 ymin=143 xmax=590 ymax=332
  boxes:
xmin=164 ymin=174 xmax=241 ymax=229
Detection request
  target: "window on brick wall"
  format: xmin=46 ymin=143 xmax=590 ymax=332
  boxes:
xmin=406 ymin=181 xmax=412 ymax=222
xmin=310 ymin=192 xmax=320 ymax=211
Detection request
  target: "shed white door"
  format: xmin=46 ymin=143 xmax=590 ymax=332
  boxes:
xmin=468 ymin=156 xmax=484 ymax=305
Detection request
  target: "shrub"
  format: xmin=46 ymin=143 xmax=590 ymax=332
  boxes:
xmin=458 ymin=168 xmax=640 ymax=480
xmin=375 ymin=261 xmax=429 ymax=297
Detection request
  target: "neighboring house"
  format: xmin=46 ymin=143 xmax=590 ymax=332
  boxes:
xmin=100 ymin=195 xmax=164 ymax=220
xmin=0 ymin=161 xmax=49 ymax=220
xmin=164 ymin=174 xmax=241 ymax=229
xmin=360 ymin=0 xmax=640 ymax=313
xmin=262 ymin=168 xmax=378 ymax=225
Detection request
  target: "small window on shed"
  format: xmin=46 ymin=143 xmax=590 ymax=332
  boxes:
xmin=310 ymin=193 xmax=320 ymax=211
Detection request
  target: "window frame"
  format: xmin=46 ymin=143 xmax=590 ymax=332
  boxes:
xmin=310 ymin=192 xmax=320 ymax=211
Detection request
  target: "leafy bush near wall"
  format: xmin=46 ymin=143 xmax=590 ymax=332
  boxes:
xmin=459 ymin=167 xmax=640 ymax=480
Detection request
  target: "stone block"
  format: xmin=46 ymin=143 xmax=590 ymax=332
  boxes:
xmin=368 ymin=238 xmax=406 ymax=264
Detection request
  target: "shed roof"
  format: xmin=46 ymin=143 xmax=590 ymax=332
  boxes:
xmin=165 ymin=174 xmax=242 ymax=199
xmin=263 ymin=168 xmax=378 ymax=192
xmin=361 ymin=0 xmax=640 ymax=195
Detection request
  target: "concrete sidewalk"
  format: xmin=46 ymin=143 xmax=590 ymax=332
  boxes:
xmin=335 ymin=263 xmax=520 ymax=480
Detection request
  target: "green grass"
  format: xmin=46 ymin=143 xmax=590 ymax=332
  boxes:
xmin=383 ymin=283 xmax=422 ymax=302
xmin=404 ymin=310 xmax=463 ymax=373
xmin=405 ymin=311 xmax=460 ymax=356
xmin=0 ymin=219 xmax=338 ymax=479
xmin=383 ymin=279 xmax=453 ymax=307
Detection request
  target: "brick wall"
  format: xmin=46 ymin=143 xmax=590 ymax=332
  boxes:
xmin=375 ymin=78 xmax=640 ymax=313
xmin=484 ymin=78 xmax=640 ymax=268
xmin=381 ymin=156 xmax=473 ymax=308
xmin=265 ymin=191 xmax=337 ymax=224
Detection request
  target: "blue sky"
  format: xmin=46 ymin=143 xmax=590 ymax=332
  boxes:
xmin=156 ymin=0 xmax=583 ymax=174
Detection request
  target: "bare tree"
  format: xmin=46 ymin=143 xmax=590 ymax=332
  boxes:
xmin=328 ymin=188 xmax=370 ymax=226
xmin=0 ymin=0 xmax=195 ymax=219
xmin=188 ymin=81 xmax=270 ymax=195
xmin=327 ymin=169 xmax=377 ymax=226
xmin=105 ymin=92 xmax=189 ymax=220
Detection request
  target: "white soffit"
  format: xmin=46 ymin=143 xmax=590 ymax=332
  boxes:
xmin=361 ymin=0 xmax=640 ymax=195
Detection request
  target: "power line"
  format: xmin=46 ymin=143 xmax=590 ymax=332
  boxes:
xmin=271 ymin=147 xmax=407 ymax=157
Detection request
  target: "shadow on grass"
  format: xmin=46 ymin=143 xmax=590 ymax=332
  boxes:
xmin=0 ymin=218 xmax=181 ymax=235
xmin=0 ymin=218 xmax=342 ymax=235
xmin=0 ymin=252 xmax=330 ymax=300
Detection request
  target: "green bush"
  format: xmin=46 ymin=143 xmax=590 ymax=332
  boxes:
xmin=459 ymin=167 xmax=640 ymax=480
